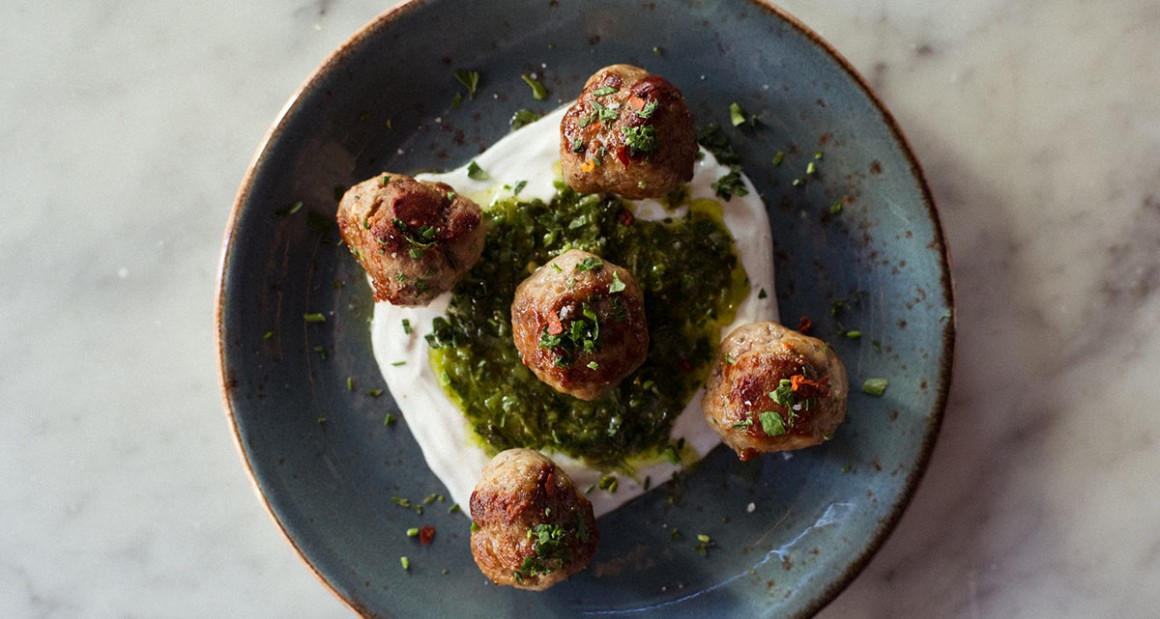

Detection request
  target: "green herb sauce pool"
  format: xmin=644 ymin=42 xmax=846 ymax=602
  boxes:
xmin=427 ymin=185 xmax=749 ymax=470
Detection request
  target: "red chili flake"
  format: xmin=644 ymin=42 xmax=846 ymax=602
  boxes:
xmin=790 ymin=374 xmax=831 ymax=399
xmin=615 ymin=145 xmax=631 ymax=166
xmin=418 ymin=526 xmax=436 ymax=545
xmin=546 ymin=311 xmax=564 ymax=335
xmin=617 ymin=209 xmax=636 ymax=226
xmin=798 ymin=316 xmax=813 ymax=334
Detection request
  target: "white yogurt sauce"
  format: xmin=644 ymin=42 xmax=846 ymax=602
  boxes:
xmin=370 ymin=106 xmax=777 ymax=517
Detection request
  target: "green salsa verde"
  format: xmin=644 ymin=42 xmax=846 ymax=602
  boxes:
xmin=427 ymin=184 xmax=749 ymax=470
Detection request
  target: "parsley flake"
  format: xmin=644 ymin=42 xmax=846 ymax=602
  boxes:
xmin=521 ymin=74 xmax=548 ymax=100
xmin=454 ymin=69 xmax=480 ymax=99
xmin=467 ymin=161 xmax=489 ymax=180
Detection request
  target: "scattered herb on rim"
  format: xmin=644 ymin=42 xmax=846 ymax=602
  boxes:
xmin=521 ymin=74 xmax=548 ymax=100
xmin=729 ymin=102 xmax=747 ymax=127
xmin=276 ymin=201 xmax=304 ymax=217
xmin=454 ymin=69 xmax=480 ymax=99
xmin=303 ymin=312 xmax=326 ymax=323
xmin=862 ymin=377 xmax=889 ymax=396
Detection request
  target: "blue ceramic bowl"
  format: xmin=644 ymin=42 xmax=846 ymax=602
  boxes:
xmin=217 ymin=1 xmax=954 ymax=616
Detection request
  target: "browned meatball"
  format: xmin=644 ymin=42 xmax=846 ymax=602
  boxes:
xmin=560 ymin=64 xmax=697 ymax=199
xmin=469 ymin=449 xmax=599 ymax=591
xmin=702 ymin=321 xmax=849 ymax=461
xmin=510 ymin=249 xmax=648 ymax=401
xmin=336 ymin=173 xmax=485 ymax=306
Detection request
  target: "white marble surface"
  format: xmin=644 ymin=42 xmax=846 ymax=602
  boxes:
xmin=2 ymin=0 xmax=1158 ymax=616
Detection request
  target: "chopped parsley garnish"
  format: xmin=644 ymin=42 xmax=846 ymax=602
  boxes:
xmin=591 ymin=100 xmax=619 ymax=125
xmin=391 ymin=218 xmax=438 ymax=258
xmin=770 ymin=378 xmax=796 ymax=410
xmin=598 ymin=475 xmax=618 ymax=493
xmin=510 ymin=108 xmax=541 ymax=130
xmin=622 ymin=125 xmax=659 ymax=156
xmin=712 ymin=169 xmax=749 ymax=201
xmin=729 ymin=102 xmax=747 ymax=127
xmin=696 ymin=124 xmax=740 ymax=166
xmin=521 ymin=74 xmax=548 ymax=100
xmin=758 ymin=410 xmax=786 ymax=436
xmin=402 ymin=319 xmax=412 ymax=335
xmin=862 ymin=378 xmax=889 ymax=396
xmin=276 ymin=200 xmax=304 ymax=217
xmin=513 ymin=520 xmax=580 ymax=581
xmin=772 ymin=151 xmax=785 ymax=166
xmin=591 ymin=86 xmax=618 ymax=96
xmin=467 ymin=161 xmax=489 ymax=180
xmin=512 ymin=180 xmax=528 ymax=196
xmin=454 ymin=69 xmax=480 ymax=99
xmin=303 ymin=312 xmax=326 ymax=323
xmin=539 ymin=302 xmax=601 ymax=368
xmin=636 ymin=100 xmax=659 ymax=119
xmin=609 ymin=271 xmax=626 ymax=293
xmin=830 ymin=200 xmax=844 ymax=215
xmin=426 ymin=316 xmax=465 ymax=349
xmin=693 ymin=533 xmax=716 ymax=556
xmin=575 ymin=257 xmax=604 ymax=272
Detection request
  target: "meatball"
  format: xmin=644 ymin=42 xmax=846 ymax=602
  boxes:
xmin=510 ymin=249 xmax=648 ymax=401
xmin=560 ymin=64 xmax=697 ymax=200
xmin=336 ymin=173 xmax=485 ymax=306
xmin=702 ymin=321 xmax=849 ymax=461
xmin=469 ymin=449 xmax=599 ymax=591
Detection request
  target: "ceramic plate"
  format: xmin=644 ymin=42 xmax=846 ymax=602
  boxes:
xmin=216 ymin=0 xmax=954 ymax=616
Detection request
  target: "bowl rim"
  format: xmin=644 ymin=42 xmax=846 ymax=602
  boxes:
xmin=214 ymin=0 xmax=956 ymax=616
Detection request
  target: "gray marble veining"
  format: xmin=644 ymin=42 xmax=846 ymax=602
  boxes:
xmin=2 ymin=0 xmax=1159 ymax=617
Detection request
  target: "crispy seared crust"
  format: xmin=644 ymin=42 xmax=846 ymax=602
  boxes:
xmin=560 ymin=64 xmax=697 ymax=199
xmin=702 ymin=321 xmax=849 ymax=460
xmin=510 ymin=249 xmax=648 ymax=401
xmin=469 ymin=449 xmax=599 ymax=590
xmin=336 ymin=173 xmax=484 ymax=306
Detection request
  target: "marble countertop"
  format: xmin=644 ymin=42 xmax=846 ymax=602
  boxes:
xmin=3 ymin=0 xmax=1159 ymax=616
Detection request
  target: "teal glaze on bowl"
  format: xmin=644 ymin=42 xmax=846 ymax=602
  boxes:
xmin=216 ymin=1 xmax=954 ymax=617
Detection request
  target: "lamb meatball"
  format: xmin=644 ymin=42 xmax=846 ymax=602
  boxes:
xmin=336 ymin=173 xmax=485 ymax=306
xmin=469 ymin=449 xmax=599 ymax=591
xmin=702 ymin=321 xmax=849 ymax=461
xmin=511 ymin=249 xmax=648 ymax=401
xmin=560 ymin=64 xmax=697 ymax=199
